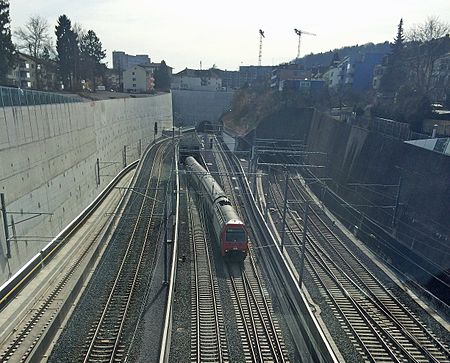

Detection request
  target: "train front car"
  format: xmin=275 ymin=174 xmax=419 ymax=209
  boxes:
xmin=186 ymin=156 xmax=248 ymax=260
xmin=216 ymin=201 xmax=248 ymax=260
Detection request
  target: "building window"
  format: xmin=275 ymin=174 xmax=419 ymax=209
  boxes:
xmin=132 ymin=77 xmax=136 ymax=81
xmin=132 ymin=72 xmax=135 ymax=75
xmin=133 ymin=84 xmax=136 ymax=87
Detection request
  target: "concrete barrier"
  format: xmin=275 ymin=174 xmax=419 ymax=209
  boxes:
xmin=171 ymin=89 xmax=234 ymax=126
xmin=0 ymin=94 xmax=173 ymax=283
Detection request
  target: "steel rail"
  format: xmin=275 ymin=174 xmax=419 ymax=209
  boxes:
xmin=220 ymin=137 xmax=339 ymax=362
xmin=0 ymin=160 xmax=139 ymax=309
xmin=158 ymin=137 xmax=181 ymax=363
xmin=227 ymin=263 xmax=262 ymax=362
xmin=83 ymin=144 xmax=168 ymax=362
xmin=215 ymin=137 xmax=288 ymax=362
xmin=269 ymin=180 xmax=404 ymax=361
xmin=269 ymin=170 xmax=449 ymax=362
xmin=288 ymin=175 xmax=450 ymax=362
xmin=189 ymin=190 xmax=226 ymax=362
xmin=247 ymin=253 xmax=286 ymax=362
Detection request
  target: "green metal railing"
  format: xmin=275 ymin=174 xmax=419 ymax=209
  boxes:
xmin=0 ymin=86 xmax=83 ymax=107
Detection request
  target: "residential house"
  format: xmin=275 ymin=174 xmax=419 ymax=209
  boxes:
xmin=213 ymin=69 xmax=240 ymax=90
xmin=171 ymin=68 xmax=222 ymax=91
xmin=123 ymin=62 xmax=172 ymax=93
xmin=123 ymin=65 xmax=155 ymax=93
xmin=279 ymin=79 xmax=325 ymax=95
xmin=238 ymin=65 xmax=273 ymax=87
xmin=323 ymin=53 xmax=385 ymax=91
xmin=5 ymin=52 xmax=58 ymax=90
xmin=270 ymin=63 xmax=312 ymax=89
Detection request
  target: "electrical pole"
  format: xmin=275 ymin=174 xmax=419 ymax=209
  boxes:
xmin=298 ymin=201 xmax=309 ymax=288
xmin=96 ymin=158 xmax=100 ymax=186
xmin=280 ymin=168 xmax=289 ymax=252
xmin=392 ymin=176 xmax=402 ymax=229
xmin=1 ymin=193 xmax=10 ymax=258
xmin=163 ymin=198 xmax=168 ymax=285
xmin=251 ymin=130 xmax=257 ymax=195
xmin=123 ymin=145 xmax=127 ymax=168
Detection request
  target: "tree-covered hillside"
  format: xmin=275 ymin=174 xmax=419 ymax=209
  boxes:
xmin=296 ymin=42 xmax=391 ymax=68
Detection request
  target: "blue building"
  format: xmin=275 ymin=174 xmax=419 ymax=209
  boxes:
xmin=324 ymin=53 xmax=385 ymax=91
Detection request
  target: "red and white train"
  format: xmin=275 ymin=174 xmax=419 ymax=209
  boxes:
xmin=185 ymin=156 xmax=248 ymax=260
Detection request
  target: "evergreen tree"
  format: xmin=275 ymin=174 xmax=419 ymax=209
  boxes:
xmin=380 ymin=19 xmax=406 ymax=93
xmin=79 ymin=30 xmax=106 ymax=89
xmin=55 ymin=15 xmax=79 ymax=90
xmin=0 ymin=0 xmax=15 ymax=84
xmin=154 ymin=60 xmax=170 ymax=91
xmin=80 ymin=30 xmax=105 ymax=63
xmin=392 ymin=18 xmax=405 ymax=54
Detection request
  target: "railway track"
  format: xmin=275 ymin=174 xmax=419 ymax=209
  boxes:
xmin=81 ymin=144 xmax=170 ymax=362
xmin=227 ymin=257 xmax=288 ymax=363
xmin=188 ymin=190 xmax=229 ymax=362
xmin=213 ymin=137 xmax=289 ymax=363
xmin=0 ymin=170 xmax=135 ymax=363
xmin=268 ymin=171 xmax=450 ymax=362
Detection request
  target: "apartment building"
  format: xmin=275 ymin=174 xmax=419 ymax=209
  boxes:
xmin=112 ymin=51 xmax=151 ymax=71
xmin=6 ymin=52 xmax=58 ymax=90
xmin=323 ymin=53 xmax=384 ymax=91
xmin=123 ymin=65 xmax=155 ymax=93
xmin=171 ymin=68 xmax=222 ymax=91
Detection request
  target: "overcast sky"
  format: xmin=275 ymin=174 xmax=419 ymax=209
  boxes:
xmin=9 ymin=0 xmax=450 ymax=73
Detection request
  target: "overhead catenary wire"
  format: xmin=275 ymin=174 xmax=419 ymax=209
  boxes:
xmin=303 ymin=166 xmax=450 ymax=257
xmin=304 ymin=162 xmax=450 ymax=250
xmin=324 ymin=176 xmax=450 ymax=252
xmin=275 ymin=170 xmax=450 ymax=291
xmin=266 ymin=160 xmax=450 ymax=285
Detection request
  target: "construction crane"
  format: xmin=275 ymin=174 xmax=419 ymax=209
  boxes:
xmin=294 ymin=28 xmax=316 ymax=59
xmin=258 ymin=29 xmax=265 ymax=66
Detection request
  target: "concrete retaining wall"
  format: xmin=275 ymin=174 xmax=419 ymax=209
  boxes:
xmin=305 ymin=112 xmax=450 ymax=285
xmin=171 ymin=89 xmax=234 ymax=126
xmin=0 ymin=94 xmax=173 ymax=282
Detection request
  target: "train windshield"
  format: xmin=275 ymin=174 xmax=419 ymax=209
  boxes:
xmin=225 ymin=227 xmax=246 ymax=243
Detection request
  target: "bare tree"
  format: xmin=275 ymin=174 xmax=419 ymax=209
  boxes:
xmin=407 ymin=16 xmax=450 ymax=43
xmin=404 ymin=17 xmax=450 ymax=97
xmin=14 ymin=15 xmax=53 ymax=59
